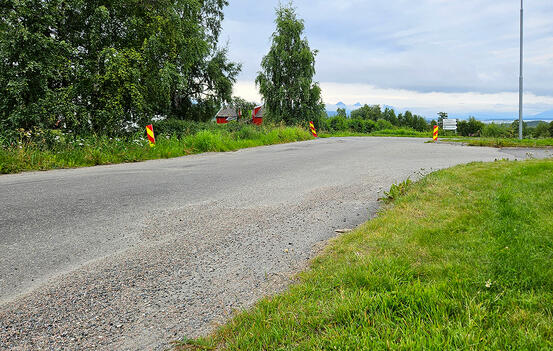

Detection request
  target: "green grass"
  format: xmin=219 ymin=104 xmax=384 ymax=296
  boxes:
xmin=0 ymin=126 xmax=312 ymax=174
xmin=441 ymin=137 xmax=553 ymax=148
xmin=179 ymin=159 xmax=553 ymax=350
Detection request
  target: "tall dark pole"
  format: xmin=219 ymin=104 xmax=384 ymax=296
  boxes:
xmin=518 ymin=0 xmax=524 ymax=140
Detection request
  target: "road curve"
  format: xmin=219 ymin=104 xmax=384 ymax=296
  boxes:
xmin=0 ymin=137 xmax=544 ymax=350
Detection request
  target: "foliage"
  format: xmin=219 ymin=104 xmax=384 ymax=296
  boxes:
xmin=329 ymin=115 xmax=348 ymax=132
xmin=319 ymin=115 xmax=430 ymax=138
xmin=350 ymin=104 xmax=382 ymax=121
xmin=380 ymin=178 xmax=412 ymax=203
xmin=230 ymin=97 xmax=257 ymax=121
xmin=533 ymin=122 xmax=551 ymax=138
xmin=510 ymin=120 xmax=529 ymax=138
xmin=375 ymin=119 xmax=393 ymax=131
xmin=191 ymin=159 xmax=553 ymax=349
xmin=348 ymin=106 xmax=429 ymax=132
xmin=336 ymin=108 xmax=347 ymax=118
xmin=458 ymin=116 xmax=485 ymax=136
xmin=482 ymin=123 xmax=508 ymax=138
xmin=0 ymin=123 xmax=312 ymax=174
xmin=0 ymin=0 xmax=240 ymax=136
xmin=256 ymin=3 xmax=324 ymax=125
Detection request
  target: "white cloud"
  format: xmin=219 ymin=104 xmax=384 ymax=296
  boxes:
xmin=222 ymin=0 xmax=553 ymax=116
xmin=233 ymin=80 xmax=553 ymax=117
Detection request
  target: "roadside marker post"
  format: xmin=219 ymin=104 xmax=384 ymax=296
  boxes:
xmin=433 ymin=125 xmax=439 ymax=142
xmin=309 ymin=121 xmax=318 ymax=138
xmin=146 ymin=124 xmax=156 ymax=147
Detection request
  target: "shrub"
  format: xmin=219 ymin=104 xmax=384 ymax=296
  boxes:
xmin=235 ymin=125 xmax=261 ymax=140
xmin=361 ymin=120 xmax=376 ymax=133
xmin=533 ymin=122 xmax=551 ymax=138
xmin=482 ymin=123 xmax=507 ymax=138
xmin=329 ymin=116 xmax=348 ymax=132
xmin=458 ymin=117 xmax=484 ymax=137
xmin=154 ymin=119 xmax=207 ymax=137
xmin=347 ymin=119 xmax=363 ymax=133
xmin=375 ymin=119 xmax=394 ymax=131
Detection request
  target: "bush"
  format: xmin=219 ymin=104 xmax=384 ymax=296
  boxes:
xmin=347 ymin=119 xmax=363 ymax=133
xmin=154 ymin=119 xmax=208 ymax=137
xmin=361 ymin=120 xmax=376 ymax=133
xmin=375 ymin=119 xmax=394 ymax=131
xmin=458 ymin=117 xmax=484 ymax=137
xmin=509 ymin=120 xmax=529 ymax=138
xmin=329 ymin=116 xmax=348 ymax=132
xmin=533 ymin=122 xmax=551 ymax=138
xmin=482 ymin=123 xmax=507 ymax=138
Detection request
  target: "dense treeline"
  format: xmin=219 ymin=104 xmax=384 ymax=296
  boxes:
xmin=0 ymin=0 xmax=239 ymax=136
xmin=321 ymin=105 xmax=431 ymax=133
xmin=451 ymin=117 xmax=553 ymax=138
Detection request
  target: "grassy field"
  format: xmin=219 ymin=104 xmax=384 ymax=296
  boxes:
xmin=0 ymin=126 xmax=312 ymax=174
xmin=178 ymin=159 xmax=553 ymax=350
xmin=441 ymin=137 xmax=553 ymax=148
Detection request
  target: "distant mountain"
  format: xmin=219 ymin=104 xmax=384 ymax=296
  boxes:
xmin=450 ymin=110 xmax=553 ymax=122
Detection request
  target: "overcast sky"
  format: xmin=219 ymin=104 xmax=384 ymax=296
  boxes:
xmin=221 ymin=0 xmax=553 ymax=118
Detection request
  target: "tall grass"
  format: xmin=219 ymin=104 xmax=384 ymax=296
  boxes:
xmin=179 ymin=159 xmax=553 ymax=350
xmin=0 ymin=125 xmax=312 ymax=174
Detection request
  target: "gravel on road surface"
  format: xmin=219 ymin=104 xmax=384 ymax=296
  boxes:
xmin=0 ymin=137 xmax=547 ymax=350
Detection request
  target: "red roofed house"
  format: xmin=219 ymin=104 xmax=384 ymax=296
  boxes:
xmin=215 ymin=107 xmax=240 ymax=124
xmin=251 ymin=105 xmax=264 ymax=125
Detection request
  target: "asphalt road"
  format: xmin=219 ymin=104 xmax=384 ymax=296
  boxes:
xmin=1 ymin=137 xmax=550 ymax=350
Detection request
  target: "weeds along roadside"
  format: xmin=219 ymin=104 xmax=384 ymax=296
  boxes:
xmin=0 ymin=122 xmax=312 ymax=174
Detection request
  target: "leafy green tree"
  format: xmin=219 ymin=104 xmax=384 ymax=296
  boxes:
xmin=437 ymin=112 xmax=448 ymax=126
xmin=400 ymin=111 xmax=414 ymax=127
xmin=411 ymin=114 xmax=429 ymax=132
xmin=482 ymin=123 xmax=507 ymax=138
xmin=0 ymin=0 xmax=240 ymax=135
xmin=382 ymin=107 xmax=398 ymax=126
xmin=533 ymin=122 xmax=551 ymax=138
xmin=550 ymin=121 xmax=553 ymax=138
xmin=510 ymin=120 xmax=528 ymax=138
xmin=458 ymin=117 xmax=484 ymax=136
xmin=375 ymin=119 xmax=394 ymax=131
xmin=350 ymin=104 xmax=382 ymax=121
xmin=336 ymin=108 xmax=347 ymax=118
xmin=256 ymin=3 xmax=324 ymax=125
xmin=329 ymin=116 xmax=347 ymax=132
xmin=0 ymin=0 xmax=76 ymax=132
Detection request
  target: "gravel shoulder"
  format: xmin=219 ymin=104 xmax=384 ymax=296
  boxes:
xmin=0 ymin=137 xmax=546 ymax=350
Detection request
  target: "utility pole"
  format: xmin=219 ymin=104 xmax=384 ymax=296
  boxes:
xmin=518 ymin=0 xmax=524 ymax=140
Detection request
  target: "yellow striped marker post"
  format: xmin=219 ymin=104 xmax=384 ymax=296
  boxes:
xmin=433 ymin=125 xmax=439 ymax=142
xmin=309 ymin=121 xmax=318 ymax=138
xmin=146 ymin=124 xmax=156 ymax=147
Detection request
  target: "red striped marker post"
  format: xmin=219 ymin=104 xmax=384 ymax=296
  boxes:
xmin=433 ymin=125 xmax=439 ymax=142
xmin=146 ymin=124 xmax=156 ymax=147
xmin=309 ymin=121 xmax=318 ymax=138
